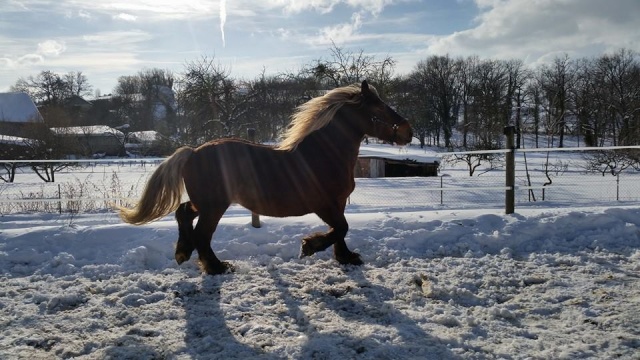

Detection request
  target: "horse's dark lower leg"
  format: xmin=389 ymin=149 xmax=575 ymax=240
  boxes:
xmin=300 ymin=207 xmax=363 ymax=266
xmin=333 ymin=238 xmax=363 ymax=265
xmin=193 ymin=208 xmax=233 ymax=275
xmin=175 ymin=202 xmax=198 ymax=265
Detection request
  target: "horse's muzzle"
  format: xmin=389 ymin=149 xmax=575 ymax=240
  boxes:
xmin=394 ymin=123 xmax=413 ymax=145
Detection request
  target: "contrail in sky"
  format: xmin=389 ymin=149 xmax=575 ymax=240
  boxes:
xmin=220 ymin=0 xmax=227 ymax=47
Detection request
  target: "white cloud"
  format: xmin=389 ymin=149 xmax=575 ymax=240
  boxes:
xmin=425 ymin=0 xmax=640 ymax=64
xmin=87 ymin=0 xmax=216 ymax=20
xmin=344 ymin=0 xmax=397 ymax=16
xmin=277 ymin=0 xmax=339 ymax=14
xmin=78 ymin=9 xmax=91 ymax=19
xmin=113 ymin=13 xmax=137 ymax=22
xmin=81 ymin=30 xmax=153 ymax=47
xmin=0 ymin=58 xmax=14 ymax=68
xmin=312 ymin=12 xmax=365 ymax=46
xmin=42 ymin=51 xmax=143 ymax=70
xmin=265 ymin=0 xmax=398 ymax=15
xmin=17 ymin=54 xmax=44 ymax=65
xmin=37 ymin=40 xmax=66 ymax=57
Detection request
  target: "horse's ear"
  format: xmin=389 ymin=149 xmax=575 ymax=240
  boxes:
xmin=361 ymin=80 xmax=370 ymax=95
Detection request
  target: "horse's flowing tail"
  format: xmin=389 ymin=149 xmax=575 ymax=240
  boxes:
xmin=119 ymin=146 xmax=194 ymax=225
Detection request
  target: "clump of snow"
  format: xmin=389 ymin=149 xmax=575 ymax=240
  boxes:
xmin=1 ymin=206 xmax=639 ymax=358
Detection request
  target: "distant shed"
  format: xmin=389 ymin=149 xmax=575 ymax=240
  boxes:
xmin=0 ymin=134 xmax=31 ymax=158
xmin=50 ymin=125 xmax=124 ymax=156
xmin=356 ymin=146 xmax=440 ymax=178
xmin=125 ymin=130 xmax=169 ymax=156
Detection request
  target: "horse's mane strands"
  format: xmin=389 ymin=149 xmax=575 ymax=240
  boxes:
xmin=276 ymin=83 xmax=378 ymax=151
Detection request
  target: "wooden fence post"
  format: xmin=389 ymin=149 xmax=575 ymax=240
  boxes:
xmin=504 ymin=126 xmax=516 ymax=214
xmin=247 ymin=128 xmax=261 ymax=228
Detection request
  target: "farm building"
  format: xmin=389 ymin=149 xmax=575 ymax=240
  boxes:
xmin=125 ymin=130 xmax=172 ymax=156
xmin=50 ymin=125 xmax=125 ymax=156
xmin=0 ymin=92 xmax=45 ymax=138
xmin=356 ymin=144 xmax=440 ymax=178
xmin=0 ymin=134 xmax=32 ymax=159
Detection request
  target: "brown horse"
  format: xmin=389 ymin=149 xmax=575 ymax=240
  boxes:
xmin=119 ymin=80 xmax=413 ymax=275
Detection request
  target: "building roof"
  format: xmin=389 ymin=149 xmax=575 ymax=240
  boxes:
xmin=0 ymin=92 xmax=44 ymax=123
xmin=359 ymin=144 xmax=440 ymax=164
xmin=65 ymin=95 xmax=93 ymax=108
xmin=50 ymin=125 xmax=124 ymax=137
xmin=130 ymin=130 xmax=161 ymax=143
xmin=0 ymin=134 xmax=30 ymax=145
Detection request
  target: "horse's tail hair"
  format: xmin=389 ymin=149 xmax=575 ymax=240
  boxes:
xmin=118 ymin=146 xmax=194 ymax=225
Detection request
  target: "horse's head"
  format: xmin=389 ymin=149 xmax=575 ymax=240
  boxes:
xmin=359 ymin=80 xmax=413 ymax=145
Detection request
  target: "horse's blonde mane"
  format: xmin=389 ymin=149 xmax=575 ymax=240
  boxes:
xmin=276 ymin=83 xmax=378 ymax=151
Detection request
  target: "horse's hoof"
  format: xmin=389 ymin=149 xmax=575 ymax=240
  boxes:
xmin=300 ymin=239 xmax=315 ymax=258
xmin=336 ymin=252 xmax=364 ymax=266
xmin=201 ymin=260 xmax=235 ymax=275
xmin=300 ymin=234 xmax=331 ymax=258
xmin=175 ymin=252 xmax=191 ymax=265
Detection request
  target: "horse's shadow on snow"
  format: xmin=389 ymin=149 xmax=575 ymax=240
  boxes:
xmin=178 ymin=264 xmax=463 ymax=359
xmin=175 ymin=274 xmax=280 ymax=359
xmin=269 ymin=265 xmax=463 ymax=359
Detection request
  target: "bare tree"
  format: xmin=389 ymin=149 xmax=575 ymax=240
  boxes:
xmin=411 ymin=55 xmax=462 ymax=148
xmin=177 ymin=56 xmax=259 ymax=143
xmin=245 ymin=72 xmax=314 ymax=142
xmin=387 ymin=76 xmax=433 ymax=148
xmin=113 ymin=68 xmax=175 ymax=131
xmin=538 ymin=54 xmax=576 ymax=148
xmin=503 ymin=59 xmax=530 ymax=147
xmin=307 ymin=42 xmax=396 ymax=92
xmin=458 ymin=56 xmax=481 ymax=148
xmin=12 ymin=71 xmax=68 ymax=106
xmin=21 ymin=123 xmax=76 ymax=182
xmin=64 ymin=71 xmax=93 ymax=98
xmin=445 ymin=136 xmax=503 ymax=176
xmin=467 ymin=59 xmax=508 ymax=148
xmin=594 ymin=48 xmax=640 ymax=145
xmin=0 ymin=139 xmax=34 ymax=182
xmin=584 ymin=149 xmax=640 ymax=176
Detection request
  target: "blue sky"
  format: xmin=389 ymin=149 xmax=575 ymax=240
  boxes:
xmin=1 ymin=0 xmax=639 ymax=95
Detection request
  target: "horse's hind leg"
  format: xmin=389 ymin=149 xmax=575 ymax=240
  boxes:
xmin=300 ymin=206 xmax=363 ymax=266
xmin=193 ymin=207 xmax=233 ymax=275
xmin=175 ymin=202 xmax=198 ymax=265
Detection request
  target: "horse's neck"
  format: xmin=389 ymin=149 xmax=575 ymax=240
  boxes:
xmin=298 ymin=119 xmax=364 ymax=165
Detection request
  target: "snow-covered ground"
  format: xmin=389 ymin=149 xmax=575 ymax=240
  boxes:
xmin=1 ymin=205 xmax=639 ymax=359
xmin=1 ymin=139 xmax=640 ymax=358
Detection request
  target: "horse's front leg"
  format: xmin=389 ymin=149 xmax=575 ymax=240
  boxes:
xmin=175 ymin=202 xmax=198 ymax=265
xmin=333 ymin=237 xmax=363 ymax=265
xmin=300 ymin=208 xmax=363 ymax=266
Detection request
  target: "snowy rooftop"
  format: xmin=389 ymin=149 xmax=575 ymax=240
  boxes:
xmin=50 ymin=125 xmax=124 ymax=137
xmin=0 ymin=92 xmax=43 ymax=123
xmin=359 ymin=143 xmax=440 ymax=163
xmin=130 ymin=130 xmax=161 ymax=143
xmin=0 ymin=134 xmax=29 ymax=145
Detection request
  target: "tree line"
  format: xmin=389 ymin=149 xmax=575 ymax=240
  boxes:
xmin=6 ymin=46 xmax=640 ymax=152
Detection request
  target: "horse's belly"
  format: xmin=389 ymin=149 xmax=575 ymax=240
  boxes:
xmin=235 ymin=189 xmax=318 ymax=218
xmin=234 ymin=181 xmax=348 ymax=218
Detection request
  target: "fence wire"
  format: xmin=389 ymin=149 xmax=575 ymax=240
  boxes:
xmin=2 ymin=154 xmax=640 ymax=214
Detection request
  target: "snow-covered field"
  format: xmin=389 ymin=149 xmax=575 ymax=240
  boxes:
xmin=2 ymin=205 xmax=640 ymax=359
xmin=1 ymin=141 xmax=640 ymax=359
